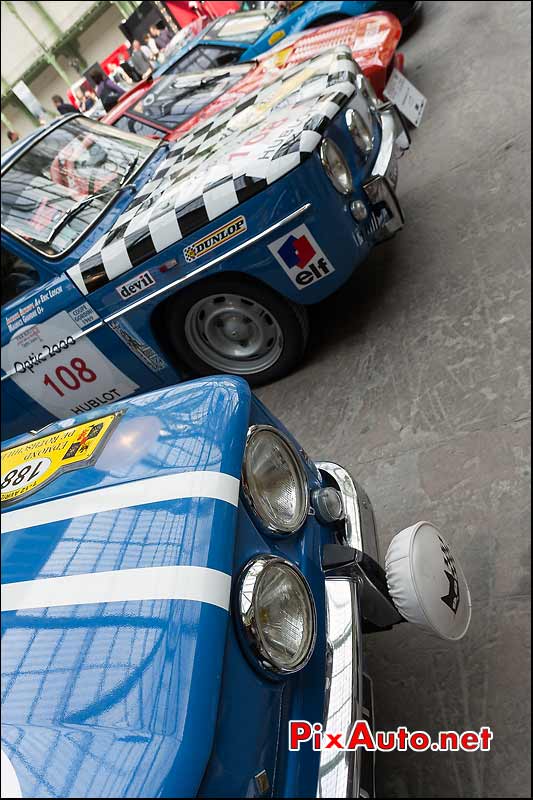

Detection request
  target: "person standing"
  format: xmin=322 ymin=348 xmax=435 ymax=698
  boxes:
xmin=52 ymin=95 xmax=77 ymax=114
xmin=129 ymin=40 xmax=154 ymax=80
xmin=144 ymin=32 xmax=160 ymax=59
xmin=75 ymin=87 xmax=97 ymax=113
xmin=7 ymin=130 xmax=20 ymax=144
xmin=149 ymin=23 xmax=172 ymax=50
xmin=89 ymin=70 xmax=126 ymax=112
xmin=109 ymin=62 xmax=134 ymax=90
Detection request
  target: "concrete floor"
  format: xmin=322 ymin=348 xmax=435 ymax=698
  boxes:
xmin=257 ymin=2 xmax=531 ymax=797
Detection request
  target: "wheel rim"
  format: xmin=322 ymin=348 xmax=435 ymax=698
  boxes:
xmin=183 ymin=292 xmax=284 ymax=375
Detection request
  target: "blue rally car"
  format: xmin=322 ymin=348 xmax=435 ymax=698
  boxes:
xmin=1 ymin=46 xmax=409 ymax=441
xmin=157 ymin=1 xmax=421 ymax=75
xmin=1 ymin=378 xmax=470 ymax=798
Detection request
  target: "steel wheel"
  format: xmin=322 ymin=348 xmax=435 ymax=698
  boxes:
xmin=183 ymin=292 xmax=284 ymax=375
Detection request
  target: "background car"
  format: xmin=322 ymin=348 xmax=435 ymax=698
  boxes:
xmin=155 ymin=0 xmax=420 ymax=76
xmin=0 ymin=376 xmax=470 ymax=798
xmin=1 ymin=46 xmax=409 ymax=440
xmin=103 ymin=12 xmax=405 ymax=141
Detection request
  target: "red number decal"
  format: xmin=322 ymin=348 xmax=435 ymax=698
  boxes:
xmin=43 ymin=358 xmax=98 ymax=395
xmin=44 ymin=373 xmax=64 ymax=396
xmin=55 ymin=366 xmax=81 ymax=390
xmin=71 ymin=357 xmax=97 ymax=383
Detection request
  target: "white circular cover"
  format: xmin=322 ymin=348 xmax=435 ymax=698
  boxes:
xmin=385 ymin=521 xmax=471 ymax=640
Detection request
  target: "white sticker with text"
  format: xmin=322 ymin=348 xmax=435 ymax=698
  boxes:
xmin=2 ymin=311 xmax=139 ymax=418
xmin=384 ymin=68 xmax=427 ymax=128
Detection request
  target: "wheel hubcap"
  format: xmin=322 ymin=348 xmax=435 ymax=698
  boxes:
xmin=184 ymin=293 xmax=284 ymax=375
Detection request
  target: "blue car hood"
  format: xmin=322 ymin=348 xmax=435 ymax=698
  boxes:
xmin=1 ymin=377 xmax=251 ymax=798
xmin=68 ymin=45 xmax=357 ymax=296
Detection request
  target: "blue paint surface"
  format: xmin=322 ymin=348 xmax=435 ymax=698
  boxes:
xmin=1 ymin=378 xmax=337 ymax=797
xmin=1 ymin=378 xmax=250 ymax=797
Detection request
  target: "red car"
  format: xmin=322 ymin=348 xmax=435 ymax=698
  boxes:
xmin=102 ymin=12 xmax=404 ymax=141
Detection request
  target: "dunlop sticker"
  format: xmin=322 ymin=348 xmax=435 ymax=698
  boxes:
xmin=1 ymin=412 xmax=121 ymax=507
xmin=183 ymin=215 xmax=247 ymax=263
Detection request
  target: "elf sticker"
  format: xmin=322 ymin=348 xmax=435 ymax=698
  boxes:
xmin=268 ymin=224 xmax=335 ymax=289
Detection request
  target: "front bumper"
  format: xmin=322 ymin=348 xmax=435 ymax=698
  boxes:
xmin=363 ymin=102 xmax=410 ymax=242
xmin=315 ymin=463 xmax=379 ymax=799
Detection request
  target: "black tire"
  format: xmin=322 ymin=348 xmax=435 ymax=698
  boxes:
xmin=162 ymin=274 xmax=309 ymax=387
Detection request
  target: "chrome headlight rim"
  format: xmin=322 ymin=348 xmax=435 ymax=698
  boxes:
xmin=319 ymin=137 xmax=353 ymax=195
xmin=241 ymin=424 xmax=309 ymax=535
xmin=356 ymin=71 xmax=379 ymax=110
xmin=345 ymin=107 xmax=374 ymax=155
xmin=236 ymin=554 xmax=317 ymax=678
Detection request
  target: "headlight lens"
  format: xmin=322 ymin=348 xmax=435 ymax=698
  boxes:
xmin=242 ymin=425 xmax=309 ymax=533
xmin=345 ymin=108 xmax=373 ymax=154
xmin=319 ymin=137 xmax=353 ymax=194
xmin=238 ymin=556 xmax=316 ymax=675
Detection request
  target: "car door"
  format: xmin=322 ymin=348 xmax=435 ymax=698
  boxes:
xmin=1 ymin=242 xmax=173 ymax=441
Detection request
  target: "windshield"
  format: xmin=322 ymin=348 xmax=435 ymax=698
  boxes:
xmin=205 ymin=11 xmax=274 ymax=44
xmin=1 ymin=116 xmax=156 ymax=256
xmin=164 ymin=44 xmax=246 ymax=75
xmin=122 ymin=66 xmax=251 ymax=132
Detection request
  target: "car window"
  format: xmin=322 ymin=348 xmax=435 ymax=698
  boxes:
xmin=205 ymin=11 xmax=274 ymax=43
xmin=165 ymin=45 xmax=246 ymax=75
xmin=113 ymin=114 xmax=167 ymax=139
xmin=130 ymin=67 xmax=251 ymax=130
xmin=0 ymin=117 xmax=156 ymax=257
xmin=1 ymin=246 xmax=41 ymax=307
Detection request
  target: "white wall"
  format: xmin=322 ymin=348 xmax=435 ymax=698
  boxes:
xmin=1 ymin=1 xmax=96 ymax=83
xmin=77 ymin=4 xmax=128 ymax=67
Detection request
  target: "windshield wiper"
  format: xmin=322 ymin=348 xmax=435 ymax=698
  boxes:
xmin=45 ymin=179 xmax=137 ymax=246
xmin=45 ymin=156 xmax=140 ymax=246
xmin=162 ymin=73 xmax=230 ymax=113
xmin=119 ymin=154 xmax=140 ymax=187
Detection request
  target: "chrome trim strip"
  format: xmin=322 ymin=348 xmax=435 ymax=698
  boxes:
xmin=371 ymin=107 xmax=397 ymax=179
xmin=316 ymin=461 xmax=364 ymax=553
xmin=103 ymin=202 xmax=312 ymax=324
xmin=1 ymin=320 xmax=104 ymax=382
xmin=317 ymin=577 xmax=363 ymax=799
xmin=1 ymin=204 xmax=312 ymax=383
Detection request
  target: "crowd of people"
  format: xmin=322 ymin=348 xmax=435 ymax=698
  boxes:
xmin=52 ymin=22 xmax=174 ymax=118
xmin=6 ymin=20 xmax=178 ymax=143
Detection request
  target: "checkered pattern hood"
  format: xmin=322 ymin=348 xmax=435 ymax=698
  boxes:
xmin=68 ymin=46 xmax=358 ymax=296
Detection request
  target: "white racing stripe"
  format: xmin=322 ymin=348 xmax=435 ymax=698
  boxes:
xmin=1 ymin=565 xmax=232 ymax=613
xmin=1 ymin=471 xmax=239 ymax=534
xmin=1 ymin=749 xmax=22 ymax=798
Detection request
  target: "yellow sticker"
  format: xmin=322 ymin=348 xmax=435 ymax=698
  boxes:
xmin=1 ymin=412 xmax=120 ymax=507
xmin=256 ymin=65 xmax=315 ymax=114
xmin=272 ymin=46 xmax=292 ymax=68
xmin=268 ymin=29 xmax=286 ymax=46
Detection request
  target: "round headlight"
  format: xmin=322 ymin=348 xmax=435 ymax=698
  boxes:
xmin=319 ymin=137 xmax=353 ymax=194
xmin=238 ymin=556 xmax=317 ymax=675
xmin=242 ymin=425 xmax=309 ymax=533
xmin=345 ymin=108 xmax=373 ymax=154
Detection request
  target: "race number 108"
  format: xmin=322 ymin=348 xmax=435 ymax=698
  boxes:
xmin=43 ymin=357 xmax=97 ymax=397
